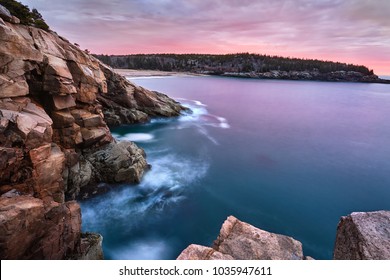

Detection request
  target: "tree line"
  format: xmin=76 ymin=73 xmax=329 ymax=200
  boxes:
xmin=0 ymin=0 xmax=49 ymax=30
xmin=94 ymin=53 xmax=373 ymax=75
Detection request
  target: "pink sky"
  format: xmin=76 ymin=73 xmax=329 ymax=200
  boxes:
xmin=21 ymin=0 xmax=390 ymax=74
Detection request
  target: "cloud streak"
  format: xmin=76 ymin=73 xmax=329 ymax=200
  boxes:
xmin=20 ymin=0 xmax=390 ymax=74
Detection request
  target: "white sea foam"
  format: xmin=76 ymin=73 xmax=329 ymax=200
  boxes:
xmin=81 ymin=152 xmax=209 ymax=231
xmin=108 ymin=239 xmax=172 ymax=260
xmin=150 ymin=118 xmax=175 ymax=124
xmin=176 ymin=98 xmax=207 ymax=107
xmin=179 ymin=105 xmax=208 ymax=123
xmin=141 ymin=153 xmax=209 ymax=190
xmin=194 ymin=100 xmax=207 ymax=106
xmin=216 ymin=117 xmax=230 ymax=128
xmin=114 ymin=133 xmax=155 ymax=142
xmin=121 ymin=133 xmax=155 ymax=142
xmin=180 ymin=101 xmax=230 ymax=127
xmin=197 ymin=125 xmax=219 ymax=145
xmin=171 ymin=101 xmax=231 ymax=144
xmin=208 ymin=115 xmax=231 ymax=129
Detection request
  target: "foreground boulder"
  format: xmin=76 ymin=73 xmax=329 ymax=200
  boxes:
xmin=334 ymin=211 xmax=390 ymax=260
xmin=178 ymin=212 xmax=390 ymax=260
xmin=0 ymin=4 xmax=183 ymax=259
xmin=177 ymin=216 xmax=305 ymax=260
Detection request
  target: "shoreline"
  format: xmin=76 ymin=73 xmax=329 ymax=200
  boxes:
xmin=114 ymin=69 xmax=205 ymax=78
xmin=114 ymin=68 xmax=390 ymax=84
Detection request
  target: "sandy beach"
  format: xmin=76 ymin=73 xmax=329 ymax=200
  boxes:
xmin=114 ymin=69 xmax=203 ymax=78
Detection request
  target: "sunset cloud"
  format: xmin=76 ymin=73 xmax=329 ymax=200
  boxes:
xmin=21 ymin=0 xmax=390 ymax=74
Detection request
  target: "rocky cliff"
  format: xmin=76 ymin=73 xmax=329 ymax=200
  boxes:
xmin=0 ymin=5 xmax=183 ymax=259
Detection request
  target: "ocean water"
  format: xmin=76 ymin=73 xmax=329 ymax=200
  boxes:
xmin=81 ymin=76 xmax=390 ymax=260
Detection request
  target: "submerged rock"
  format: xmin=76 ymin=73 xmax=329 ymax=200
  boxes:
xmin=177 ymin=216 xmax=305 ymax=260
xmin=333 ymin=211 xmax=390 ymax=260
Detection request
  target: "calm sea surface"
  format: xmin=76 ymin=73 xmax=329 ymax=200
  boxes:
xmin=81 ymin=76 xmax=390 ymax=259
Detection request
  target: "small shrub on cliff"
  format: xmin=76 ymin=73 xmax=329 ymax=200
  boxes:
xmin=0 ymin=0 xmax=49 ymax=31
xmin=31 ymin=8 xmax=49 ymax=31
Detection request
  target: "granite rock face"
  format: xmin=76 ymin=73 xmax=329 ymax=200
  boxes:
xmin=0 ymin=7 xmax=183 ymax=199
xmin=0 ymin=195 xmax=81 ymax=259
xmin=333 ymin=211 xmax=390 ymax=260
xmin=177 ymin=216 xmax=305 ymax=260
xmin=98 ymin=64 xmax=184 ymax=125
xmin=0 ymin=5 xmax=183 ymax=259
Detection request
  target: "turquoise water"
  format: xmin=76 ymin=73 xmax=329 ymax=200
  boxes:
xmin=81 ymin=76 xmax=390 ymax=259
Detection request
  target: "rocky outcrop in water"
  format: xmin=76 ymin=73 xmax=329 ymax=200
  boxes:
xmin=177 ymin=216 xmax=305 ymax=260
xmin=220 ymin=70 xmax=388 ymax=83
xmin=178 ymin=212 xmax=390 ymax=260
xmin=333 ymin=211 xmax=390 ymax=260
xmin=177 ymin=211 xmax=390 ymax=260
xmin=0 ymin=4 xmax=183 ymax=259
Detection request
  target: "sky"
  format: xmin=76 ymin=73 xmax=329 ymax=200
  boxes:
xmin=20 ymin=0 xmax=390 ymax=74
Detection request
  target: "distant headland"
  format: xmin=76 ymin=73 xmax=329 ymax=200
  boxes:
xmin=94 ymin=53 xmax=390 ymax=84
